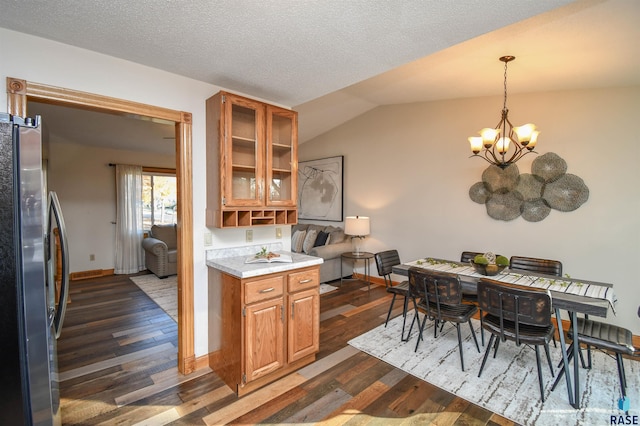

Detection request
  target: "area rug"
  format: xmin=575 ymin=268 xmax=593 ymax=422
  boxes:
xmin=348 ymin=315 xmax=639 ymax=425
xmin=129 ymin=274 xmax=177 ymax=322
xmin=319 ymin=283 xmax=338 ymax=295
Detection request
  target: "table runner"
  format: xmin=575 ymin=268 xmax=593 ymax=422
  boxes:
xmin=404 ymin=258 xmax=617 ymax=314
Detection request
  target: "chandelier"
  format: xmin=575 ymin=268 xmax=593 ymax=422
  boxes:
xmin=468 ymin=55 xmax=539 ymax=169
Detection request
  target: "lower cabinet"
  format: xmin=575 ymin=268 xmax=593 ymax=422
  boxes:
xmin=245 ymin=296 xmax=285 ymax=382
xmin=288 ymin=288 xmax=320 ymax=362
xmin=212 ymin=265 xmax=320 ymax=396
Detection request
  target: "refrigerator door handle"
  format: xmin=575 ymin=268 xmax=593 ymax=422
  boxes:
xmin=48 ymin=191 xmax=69 ymax=339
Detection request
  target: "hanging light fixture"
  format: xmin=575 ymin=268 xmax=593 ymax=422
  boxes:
xmin=468 ymin=55 xmax=539 ymax=169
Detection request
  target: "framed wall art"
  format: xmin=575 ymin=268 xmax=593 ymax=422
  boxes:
xmin=297 ymin=155 xmax=343 ymax=221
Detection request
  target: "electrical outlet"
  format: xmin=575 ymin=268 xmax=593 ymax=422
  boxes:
xmin=275 ymin=227 xmax=282 ymax=239
xmin=246 ymin=229 xmax=253 ymax=242
xmin=204 ymin=231 xmax=212 ymax=246
xmin=89 ymin=254 xmax=95 ymax=261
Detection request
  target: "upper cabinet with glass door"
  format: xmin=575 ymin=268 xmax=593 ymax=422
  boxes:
xmin=266 ymin=106 xmax=297 ymax=207
xmin=224 ymin=94 xmax=265 ymax=207
xmin=206 ymin=91 xmax=298 ymax=228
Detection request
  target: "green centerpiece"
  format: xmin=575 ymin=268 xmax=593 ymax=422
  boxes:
xmin=470 ymin=252 xmax=508 ymax=276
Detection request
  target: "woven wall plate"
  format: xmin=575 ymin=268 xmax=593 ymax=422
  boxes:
xmin=521 ymin=199 xmax=551 ymax=222
xmin=486 ymin=191 xmax=523 ymax=221
xmin=515 ymin=173 xmax=544 ymax=201
xmin=469 ymin=181 xmax=491 ymax=204
xmin=532 ymin=152 xmax=567 ymax=182
xmin=543 ymin=173 xmax=590 ymax=211
xmin=482 ymin=164 xmax=519 ymax=193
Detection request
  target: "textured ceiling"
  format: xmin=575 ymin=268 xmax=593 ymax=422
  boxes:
xmin=0 ymin=0 xmax=573 ymax=106
xmin=2 ymin=0 xmax=639 ymax=149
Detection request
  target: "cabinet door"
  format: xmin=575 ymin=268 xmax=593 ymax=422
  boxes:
xmin=223 ymin=94 xmax=265 ymax=207
xmin=245 ymin=297 xmax=284 ymax=382
xmin=266 ymin=105 xmax=297 ymax=207
xmin=288 ymin=288 xmax=319 ymax=363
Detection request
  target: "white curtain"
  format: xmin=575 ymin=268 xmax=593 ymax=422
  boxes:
xmin=114 ymin=164 xmax=145 ymax=274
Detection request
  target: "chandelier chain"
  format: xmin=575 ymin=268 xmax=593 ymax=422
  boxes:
xmin=503 ymin=59 xmax=508 ymax=111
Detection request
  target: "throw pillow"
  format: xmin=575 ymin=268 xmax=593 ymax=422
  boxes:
xmin=329 ymin=229 xmax=346 ymax=244
xmin=302 ymin=229 xmax=318 ymax=254
xmin=291 ymin=230 xmax=306 ymax=253
xmin=313 ymin=230 xmax=329 ymax=247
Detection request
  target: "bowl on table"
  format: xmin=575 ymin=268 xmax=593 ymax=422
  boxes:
xmin=470 ymin=261 xmax=507 ymax=276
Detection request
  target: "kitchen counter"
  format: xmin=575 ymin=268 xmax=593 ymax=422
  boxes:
xmin=206 ymin=243 xmax=323 ymax=396
xmin=206 ymin=243 xmax=323 ymax=278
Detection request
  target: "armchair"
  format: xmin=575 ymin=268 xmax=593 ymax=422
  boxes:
xmin=142 ymin=224 xmax=177 ymax=278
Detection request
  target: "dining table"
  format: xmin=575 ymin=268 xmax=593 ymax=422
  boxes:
xmin=392 ymin=257 xmax=617 ymax=409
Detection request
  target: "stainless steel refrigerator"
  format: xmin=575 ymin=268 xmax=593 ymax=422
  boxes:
xmin=0 ymin=113 xmax=69 ymax=425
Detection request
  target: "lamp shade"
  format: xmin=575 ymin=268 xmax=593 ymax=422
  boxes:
xmin=344 ymin=216 xmax=370 ymax=237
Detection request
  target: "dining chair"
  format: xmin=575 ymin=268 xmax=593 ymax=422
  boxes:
xmin=509 ymin=255 xmax=563 ymax=348
xmin=460 ymin=251 xmax=485 ymax=344
xmin=509 ymin=256 xmax=563 ymax=277
xmin=550 ymin=316 xmax=637 ymax=411
xmin=408 ymin=267 xmax=480 ymax=371
xmin=477 ymin=278 xmax=555 ymax=401
xmin=374 ymin=250 xmax=411 ymax=341
xmin=460 ymin=251 xmax=483 ymax=264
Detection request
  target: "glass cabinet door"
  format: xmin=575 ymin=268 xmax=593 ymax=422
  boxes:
xmin=266 ymin=106 xmax=297 ymax=206
xmin=224 ymin=95 xmax=265 ymax=206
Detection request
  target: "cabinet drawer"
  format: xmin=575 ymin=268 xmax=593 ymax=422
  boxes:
xmin=245 ymin=276 xmax=284 ymax=304
xmin=288 ymin=268 xmax=319 ymax=292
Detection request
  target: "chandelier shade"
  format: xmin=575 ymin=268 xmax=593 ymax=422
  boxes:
xmin=469 ymin=56 xmax=539 ymax=169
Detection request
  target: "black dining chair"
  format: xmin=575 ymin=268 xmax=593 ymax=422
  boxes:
xmin=460 ymin=251 xmax=483 ymax=264
xmin=551 ymin=316 xmax=638 ymax=411
xmin=460 ymin=251 xmax=485 ymax=344
xmin=509 ymin=256 xmax=563 ymax=277
xmin=509 ymin=255 xmax=563 ymax=347
xmin=374 ymin=250 xmax=411 ymax=341
xmin=477 ymin=278 xmax=555 ymax=401
xmin=408 ymin=267 xmax=480 ymax=371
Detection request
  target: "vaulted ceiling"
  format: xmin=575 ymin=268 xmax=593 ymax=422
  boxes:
xmin=3 ymin=0 xmax=639 ymax=149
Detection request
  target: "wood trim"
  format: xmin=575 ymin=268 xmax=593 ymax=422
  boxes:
xmin=109 ymin=164 xmax=175 ymax=174
xmin=352 ymin=272 xmax=384 ymax=288
xmin=195 ymin=353 xmax=212 ymax=371
xmin=7 ymin=77 xmax=195 ymax=375
xmin=143 ymin=166 xmax=176 ymax=174
xmin=69 ymin=269 xmax=111 ymax=281
xmin=11 ymin=78 xmax=183 ymax=122
xmin=176 ymin=114 xmax=195 ymax=374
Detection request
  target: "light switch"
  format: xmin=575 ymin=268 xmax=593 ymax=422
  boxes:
xmin=246 ymin=229 xmax=253 ymax=242
xmin=276 ymin=227 xmax=282 ymax=239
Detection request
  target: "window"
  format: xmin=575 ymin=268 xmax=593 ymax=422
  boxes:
xmin=142 ymin=171 xmax=176 ymax=230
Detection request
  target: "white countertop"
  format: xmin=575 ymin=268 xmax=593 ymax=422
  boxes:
xmin=206 ymin=250 xmax=323 ymax=279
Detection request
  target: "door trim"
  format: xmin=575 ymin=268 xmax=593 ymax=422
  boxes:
xmin=7 ymin=77 xmax=196 ymax=374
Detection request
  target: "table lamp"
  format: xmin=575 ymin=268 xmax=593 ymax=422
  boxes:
xmin=344 ymin=216 xmax=370 ymax=255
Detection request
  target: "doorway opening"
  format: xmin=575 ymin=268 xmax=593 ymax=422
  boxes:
xmin=7 ymin=77 xmax=196 ymax=374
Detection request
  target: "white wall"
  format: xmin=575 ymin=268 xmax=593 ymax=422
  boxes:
xmin=0 ymin=28 xmax=289 ymax=357
xmin=300 ymin=86 xmax=640 ymax=334
xmin=47 ymin=139 xmax=175 ymax=272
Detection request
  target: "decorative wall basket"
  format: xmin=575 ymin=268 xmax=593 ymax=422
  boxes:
xmin=469 ymin=152 xmax=589 ymax=222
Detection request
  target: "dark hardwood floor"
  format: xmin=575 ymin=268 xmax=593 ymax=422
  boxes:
xmin=58 ymin=273 xmax=515 ymax=425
